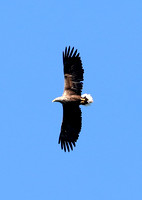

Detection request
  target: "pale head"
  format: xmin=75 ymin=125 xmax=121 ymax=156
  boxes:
xmin=52 ymin=96 xmax=63 ymax=103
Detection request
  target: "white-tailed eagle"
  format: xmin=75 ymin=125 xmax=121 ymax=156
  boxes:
xmin=52 ymin=46 xmax=93 ymax=152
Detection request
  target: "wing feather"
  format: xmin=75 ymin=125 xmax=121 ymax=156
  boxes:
xmin=58 ymin=104 xmax=82 ymax=152
xmin=70 ymin=47 xmax=74 ymax=57
xmin=63 ymin=46 xmax=84 ymax=95
xmin=65 ymin=47 xmax=67 ymax=57
xmin=67 ymin=46 xmax=70 ymax=57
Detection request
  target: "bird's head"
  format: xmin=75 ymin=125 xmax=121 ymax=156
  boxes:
xmin=52 ymin=97 xmax=63 ymax=103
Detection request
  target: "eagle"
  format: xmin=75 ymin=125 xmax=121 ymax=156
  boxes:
xmin=52 ymin=46 xmax=93 ymax=152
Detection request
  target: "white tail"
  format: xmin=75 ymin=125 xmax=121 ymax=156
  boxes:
xmin=81 ymin=93 xmax=93 ymax=104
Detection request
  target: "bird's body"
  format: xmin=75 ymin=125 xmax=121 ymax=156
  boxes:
xmin=52 ymin=46 xmax=93 ymax=152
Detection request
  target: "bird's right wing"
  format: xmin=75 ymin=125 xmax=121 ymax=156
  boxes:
xmin=58 ymin=104 xmax=82 ymax=152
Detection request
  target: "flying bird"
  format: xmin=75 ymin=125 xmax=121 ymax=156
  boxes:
xmin=52 ymin=46 xmax=93 ymax=152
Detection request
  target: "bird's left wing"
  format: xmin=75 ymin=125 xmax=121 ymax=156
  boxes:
xmin=58 ymin=104 xmax=82 ymax=152
xmin=63 ymin=46 xmax=84 ymax=95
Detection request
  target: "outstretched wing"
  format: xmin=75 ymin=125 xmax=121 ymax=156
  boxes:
xmin=58 ymin=104 xmax=82 ymax=152
xmin=63 ymin=46 xmax=84 ymax=95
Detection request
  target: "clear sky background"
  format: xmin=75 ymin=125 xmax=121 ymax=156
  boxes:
xmin=0 ymin=1 xmax=142 ymax=199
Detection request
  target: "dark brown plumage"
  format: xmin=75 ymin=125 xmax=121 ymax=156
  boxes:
xmin=63 ymin=46 xmax=84 ymax=95
xmin=52 ymin=46 xmax=93 ymax=152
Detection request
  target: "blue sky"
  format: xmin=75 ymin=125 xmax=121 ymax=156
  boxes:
xmin=0 ymin=0 xmax=142 ymax=199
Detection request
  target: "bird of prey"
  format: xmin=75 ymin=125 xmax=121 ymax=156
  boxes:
xmin=52 ymin=46 xmax=93 ymax=152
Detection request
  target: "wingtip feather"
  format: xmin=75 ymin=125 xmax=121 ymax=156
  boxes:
xmin=65 ymin=47 xmax=67 ymax=56
xmin=70 ymin=47 xmax=74 ymax=57
xmin=67 ymin=46 xmax=70 ymax=57
xmin=73 ymin=49 xmax=78 ymax=57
